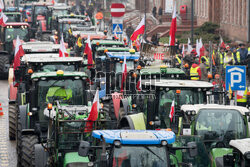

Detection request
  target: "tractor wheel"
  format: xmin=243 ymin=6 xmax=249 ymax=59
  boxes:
xmin=0 ymin=55 xmax=9 ymax=79
xmin=9 ymin=104 xmax=17 ymax=140
xmin=16 ymin=113 xmax=22 ymax=166
xmin=103 ymin=100 xmax=117 ymax=121
xmin=20 ymin=135 xmax=38 ymax=167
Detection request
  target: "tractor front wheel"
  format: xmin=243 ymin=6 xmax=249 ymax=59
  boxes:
xmin=0 ymin=55 xmax=9 ymax=79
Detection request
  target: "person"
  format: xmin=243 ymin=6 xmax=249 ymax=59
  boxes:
xmin=232 ymin=47 xmax=239 ymax=64
xmin=199 ymin=50 xmax=209 ymax=68
xmin=175 ymin=51 xmax=182 ymax=68
xmin=75 ymin=34 xmax=83 ymax=57
xmin=190 ymin=61 xmax=201 ymax=80
xmin=236 ymin=88 xmax=248 ymax=107
xmin=199 ymin=58 xmax=208 ymax=81
xmin=151 ymin=34 xmax=159 ymax=45
xmin=224 ymin=48 xmax=235 ymax=68
xmin=236 ymin=43 xmax=248 ymax=64
xmin=152 ymin=6 xmax=157 ymax=18
xmin=125 ymin=23 xmax=134 ymax=43
xmin=158 ymin=7 xmax=163 ymax=24
xmin=212 ymin=74 xmax=225 ymax=104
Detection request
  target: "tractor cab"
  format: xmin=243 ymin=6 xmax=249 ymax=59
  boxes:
xmin=78 ymin=130 xmax=200 ymax=167
xmin=22 ymin=41 xmax=60 ymax=53
xmin=72 ymin=26 xmax=107 ymax=41
xmin=91 ymin=40 xmax=125 ymax=56
xmin=95 ymin=47 xmax=130 ymax=59
xmin=222 ymin=138 xmax=250 ymax=167
xmin=51 ymin=4 xmax=71 ymax=18
xmin=4 ymin=12 xmax=22 ymax=22
xmin=181 ymin=104 xmax=250 ymax=166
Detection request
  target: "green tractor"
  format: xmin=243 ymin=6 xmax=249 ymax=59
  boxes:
xmin=118 ymin=79 xmax=214 ymax=133
xmin=78 ymin=130 xmax=211 ymax=167
xmin=180 ymin=104 xmax=250 ymax=166
xmin=4 ymin=12 xmax=22 ymax=22
xmin=222 ymin=138 xmax=250 ymax=166
xmin=16 ymin=70 xmax=91 ymax=166
xmin=0 ymin=22 xmax=29 ymax=78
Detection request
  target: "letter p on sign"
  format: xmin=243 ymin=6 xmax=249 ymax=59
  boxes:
xmin=230 ymin=72 xmax=241 ymax=87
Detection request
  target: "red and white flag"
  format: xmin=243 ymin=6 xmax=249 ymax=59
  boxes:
xmin=187 ymin=38 xmax=192 ymax=54
xmin=59 ymin=34 xmax=68 ymax=57
xmin=120 ymin=55 xmax=127 ymax=93
xmin=169 ymin=1 xmax=177 ymax=46
xmin=0 ymin=12 xmax=8 ymax=27
xmin=0 ymin=0 xmax=4 ymax=11
xmin=169 ymin=100 xmax=175 ymax=122
xmin=84 ymin=35 xmax=93 ymax=69
xmin=198 ymin=38 xmax=205 ymax=62
xmin=220 ymin=36 xmax=226 ymax=49
xmin=85 ymin=90 xmax=100 ymax=132
xmin=136 ymin=74 xmax=141 ymax=91
xmin=13 ymin=36 xmax=25 ymax=71
xmin=182 ymin=44 xmax=185 ymax=56
xmin=130 ymin=17 xmax=145 ymax=41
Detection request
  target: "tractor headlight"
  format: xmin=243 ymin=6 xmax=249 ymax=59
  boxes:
xmin=114 ymin=140 xmax=121 ymax=147
xmin=161 ymin=140 xmax=167 ymax=146
xmin=245 ymin=153 xmax=250 ymax=159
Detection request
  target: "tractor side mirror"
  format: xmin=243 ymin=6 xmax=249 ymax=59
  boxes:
xmin=223 ymin=154 xmax=234 ymax=167
xmin=187 ymin=142 xmax=197 ymax=157
xmin=78 ymin=141 xmax=90 ymax=157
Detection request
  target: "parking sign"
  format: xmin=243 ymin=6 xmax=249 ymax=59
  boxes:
xmin=225 ymin=66 xmax=246 ymax=91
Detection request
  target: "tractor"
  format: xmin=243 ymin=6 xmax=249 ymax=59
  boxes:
xmin=16 ymin=70 xmax=90 ymax=166
xmin=0 ymin=22 xmax=29 ymax=78
xmin=4 ymin=11 xmax=22 ymax=22
xmin=222 ymin=138 xmax=250 ymax=166
xmin=118 ymin=79 xmax=214 ymax=133
xmin=78 ymin=130 xmax=207 ymax=167
xmin=180 ymin=104 xmax=250 ymax=167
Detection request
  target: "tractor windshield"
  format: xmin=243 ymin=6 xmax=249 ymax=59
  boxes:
xmin=6 ymin=14 xmax=21 ymax=22
xmin=194 ymin=109 xmax=247 ymax=146
xmin=5 ymin=27 xmax=29 ymax=42
xmin=115 ymin=60 xmax=134 ymax=73
xmin=37 ymin=79 xmax=86 ymax=109
xmin=52 ymin=9 xmax=69 ymax=17
xmin=112 ymin=146 xmax=168 ymax=167
xmin=39 ymin=64 xmax=76 ymax=72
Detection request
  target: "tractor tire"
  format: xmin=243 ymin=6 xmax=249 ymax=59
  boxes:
xmin=9 ymin=104 xmax=17 ymax=140
xmin=0 ymin=55 xmax=9 ymax=79
xmin=20 ymin=135 xmax=38 ymax=167
xmin=103 ymin=100 xmax=117 ymax=121
xmin=16 ymin=113 xmax=22 ymax=166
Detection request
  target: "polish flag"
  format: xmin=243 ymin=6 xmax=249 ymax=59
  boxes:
xmin=196 ymin=39 xmax=200 ymax=56
xmin=187 ymin=38 xmax=192 ymax=54
xmin=13 ymin=36 xmax=25 ymax=71
xmin=169 ymin=1 xmax=177 ymax=46
xmin=130 ymin=17 xmax=145 ymax=41
xmin=0 ymin=12 xmax=8 ymax=27
xmin=136 ymin=74 xmax=141 ymax=91
xmin=59 ymin=34 xmax=68 ymax=57
xmin=85 ymin=90 xmax=100 ymax=132
xmin=84 ymin=35 xmax=93 ymax=69
xmin=120 ymin=55 xmax=127 ymax=93
xmin=169 ymin=100 xmax=175 ymax=122
xmin=182 ymin=44 xmax=185 ymax=56
xmin=198 ymin=38 xmax=205 ymax=62
xmin=220 ymin=36 xmax=226 ymax=49
xmin=0 ymin=0 xmax=4 ymax=11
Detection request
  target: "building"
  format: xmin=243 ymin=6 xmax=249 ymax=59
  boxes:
xmin=195 ymin=0 xmax=249 ymax=42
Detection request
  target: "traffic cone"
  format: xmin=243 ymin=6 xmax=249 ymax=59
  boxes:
xmin=0 ymin=103 xmax=3 ymax=116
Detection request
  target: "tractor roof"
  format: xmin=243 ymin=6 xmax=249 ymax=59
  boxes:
xmin=52 ymin=4 xmax=71 ymax=10
xmin=141 ymin=79 xmax=213 ymax=88
xmin=92 ymin=130 xmax=175 ymax=145
xmin=4 ymin=12 xmax=21 ymax=15
xmin=229 ymin=138 xmax=250 ymax=155
xmin=91 ymin=40 xmax=124 ymax=45
xmin=31 ymin=71 xmax=87 ymax=79
xmin=21 ymin=55 xmax=83 ymax=63
xmin=22 ymin=41 xmax=60 ymax=52
xmin=181 ymin=104 xmax=250 ymax=115
xmin=106 ymin=52 xmax=140 ymax=60
xmin=58 ymin=18 xmax=86 ymax=24
xmin=5 ymin=22 xmax=29 ymax=26
xmin=141 ymin=67 xmax=185 ymax=75
xmin=58 ymin=14 xmax=86 ymax=20
xmin=97 ymin=47 xmax=130 ymax=52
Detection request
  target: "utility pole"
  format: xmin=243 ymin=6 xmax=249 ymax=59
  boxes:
xmin=191 ymin=0 xmax=194 ymax=44
xmin=144 ymin=0 xmax=147 ymax=38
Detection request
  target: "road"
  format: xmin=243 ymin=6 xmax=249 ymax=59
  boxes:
xmin=0 ymin=80 xmax=16 ymax=167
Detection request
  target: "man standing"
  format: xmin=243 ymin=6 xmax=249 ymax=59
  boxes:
xmin=236 ymin=43 xmax=248 ymax=64
xmin=199 ymin=58 xmax=208 ymax=81
xmin=190 ymin=61 xmax=201 ymax=80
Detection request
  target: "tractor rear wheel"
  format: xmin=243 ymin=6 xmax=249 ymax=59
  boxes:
xmin=0 ymin=55 xmax=9 ymax=79
xmin=20 ymin=135 xmax=38 ymax=167
xmin=9 ymin=104 xmax=17 ymax=140
xmin=16 ymin=113 xmax=22 ymax=166
xmin=103 ymin=100 xmax=117 ymax=121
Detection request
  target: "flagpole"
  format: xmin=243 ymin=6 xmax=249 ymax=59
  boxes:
xmin=191 ymin=0 xmax=194 ymax=44
xmin=144 ymin=0 xmax=146 ymax=38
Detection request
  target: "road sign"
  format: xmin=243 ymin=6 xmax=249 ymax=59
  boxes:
xmin=111 ymin=3 xmax=125 ymax=17
xmin=225 ymin=66 xmax=246 ymax=91
xmin=112 ymin=24 xmax=123 ymax=34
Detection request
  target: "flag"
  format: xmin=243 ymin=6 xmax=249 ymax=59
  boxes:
xmin=169 ymin=1 xmax=177 ymax=46
xmin=0 ymin=0 xmax=4 ymax=11
xmin=198 ymin=38 xmax=205 ymax=62
xmin=0 ymin=12 xmax=8 ymax=27
xmin=182 ymin=44 xmax=185 ymax=56
xmin=220 ymin=36 xmax=226 ymax=48
xmin=85 ymin=90 xmax=100 ymax=132
xmin=229 ymin=84 xmax=232 ymax=100
xmin=120 ymin=55 xmax=127 ymax=93
xmin=136 ymin=74 xmax=141 ymax=91
xmin=130 ymin=17 xmax=145 ymax=41
xmin=187 ymin=38 xmax=192 ymax=53
xmin=84 ymin=35 xmax=93 ymax=69
xmin=13 ymin=36 xmax=25 ymax=71
xmin=169 ymin=100 xmax=175 ymax=122
xmin=196 ymin=39 xmax=200 ymax=56
xmin=59 ymin=34 xmax=68 ymax=57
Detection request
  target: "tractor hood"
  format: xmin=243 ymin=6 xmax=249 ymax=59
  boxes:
xmin=63 ymin=152 xmax=89 ymax=167
xmin=211 ymin=148 xmax=232 ymax=167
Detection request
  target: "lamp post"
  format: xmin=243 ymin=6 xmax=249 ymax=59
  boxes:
xmin=191 ymin=0 xmax=194 ymax=44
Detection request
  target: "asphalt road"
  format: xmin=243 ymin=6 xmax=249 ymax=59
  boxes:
xmin=0 ymin=80 xmax=16 ymax=167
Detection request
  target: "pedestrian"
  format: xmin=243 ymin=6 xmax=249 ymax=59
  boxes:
xmin=224 ymin=48 xmax=235 ymax=68
xmin=152 ymin=6 xmax=157 ymax=18
xmin=212 ymin=74 xmax=225 ymax=104
xmin=190 ymin=60 xmax=201 ymax=80
xmin=236 ymin=88 xmax=248 ymax=107
xmin=75 ymin=34 xmax=83 ymax=57
xmin=236 ymin=43 xmax=248 ymax=65
xmin=158 ymin=7 xmax=163 ymax=24
xmin=199 ymin=58 xmax=208 ymax=81
xmin=125 ymin=23 xmax=134 ymax=43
